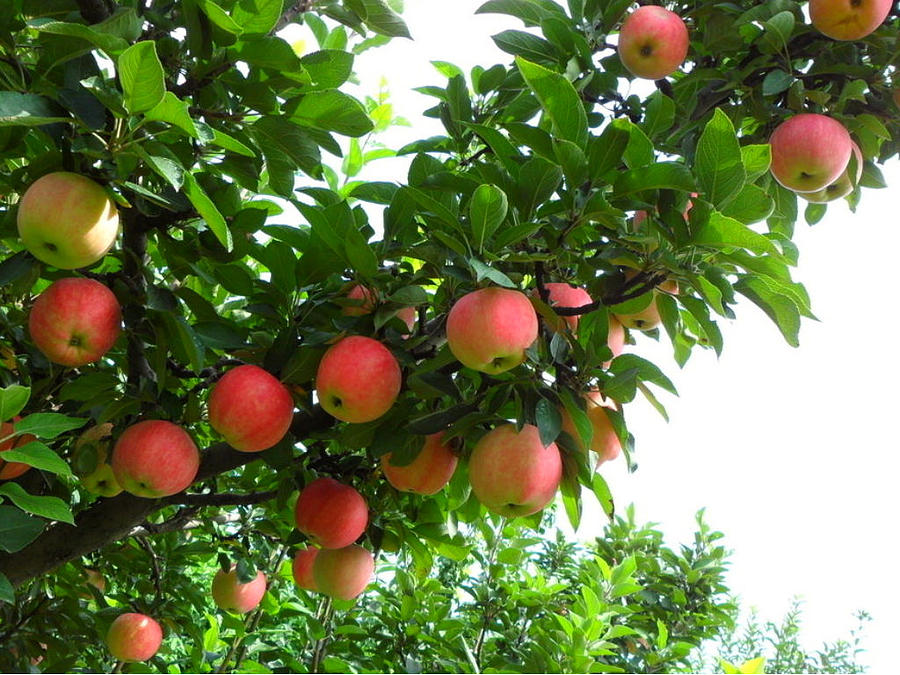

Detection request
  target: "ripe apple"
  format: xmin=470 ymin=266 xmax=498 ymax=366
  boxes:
xmin=76 ymin=423 xmax=123 ymax=497
xmin=211 ymin=565 xmax=267 ymax=614
xmin=381 ymin=432 xmax=458 ymax=495
xmin=207 ymin=364 xmax=294 ymax=452
xmin=316 ymin=336 xmax=401 ymax=424
xmin=292 ymin=548 xmax=319 ymax=591
xmin=605 ymin=316 xmax=626 ymax=366
xmin=535 ymin=283 xmax=592 ymax=333
xmin=468 ymin=424 xmax=562 ymax=518
xmin=313 ymin=545 xmax=374 ymax=601
xmin=769 ymin=114 xmax=852 ymax=193
xmin=446 ymin=287 xmax=538 ymax=374
xmin=28 ymin=277 xmax=121 ymax=367
xmin=17 ymin=172 xmax=119 ymax=269
xmin=295 ymin=477 xmax=368 ymax=549
xmin=801 ymin=141 xmax=864 ymax=203
xmin=617 ymin=6 xmax=689 ymax=80
xmin=614 ymin=277 xmax=679 ymax=331
xmin=0 ymin=418 xmax=37 ymax=481
xmin=810 ymin=0 xmax=892 ymax=40
xmin=106 ymin=612 xmax=163 ymax=662
xmin=396 ymin=306 xmax=417 ymax=334
xmin=560 ymin=391 xmax=622 ymax=466
xmin=111 ymin=420 xmax=200 ymax=498
xmin=342 ymin=283 xmax=377 ymax=316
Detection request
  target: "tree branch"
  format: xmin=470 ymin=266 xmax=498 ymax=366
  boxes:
xmin=274 ymin=1 xmax=314 ymax=34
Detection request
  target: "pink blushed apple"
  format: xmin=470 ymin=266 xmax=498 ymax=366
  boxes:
xmin=769 ymin=114 xmax=852 ymax=193
xmin=313 ymin=545 xmax=375 ymax=601
xmin=295 ymin=477 xmax=369 ymax=549
xmin=342 ymin=283 xmax=377 ymax=316
xmin=211 ymin=565 xmax=267 ymax=614
xmin=617 ymin=6 xmax=689 ymax=80
xmin=535 ymin=283 xmax=592 ymax=333
xmin=292 ymin=548 xmax=320 ymax=591
xmin=560 ymin=391 xmax=623 ymax=466
xmin=801 ymin=141 xmax=864 ymax=203
xmin=381 ymin=433 xmax=458 ymax=495
xmin=106 ymin=613 xmax=163 ymax=662
xmin=810 ymin=0 xmax=892 ymax=40
xmin=111 ymin=420 xmax=200 ymax=498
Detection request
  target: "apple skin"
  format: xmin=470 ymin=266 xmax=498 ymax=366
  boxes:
xmin=769 ymin=114 xmax=852 ymax=193
xmin=446 ymin=287 xmax=538 ymax=375
xmin=802 ymin=141 xmax=864 ymax=203
xmin=396 ymin=306 xmax=417 ymax=334
xmin=0 ymin=418 xmax=37 ymax=481
xmin=615 ymin=278 xmax=679 ymax=331
xmin=312 ymin=545 xmax=374 ymax=601
xmin=208 ymin=364 xmax=294 ymax=452
xmin=618 ymin=6 xmax=689 ymax=80
xmin=295 ymin=477 xmax=369 ymax=549
xmin=316 ymin=336 xmax=401 ymax=424
xmin=343 ymin=283 xmax=377 ymax=316
xmin=106 ymin=612 xmax=163 ymax=662
xmin=211 ymin=565 xmax=267 ymax=614
xmin=603 ymin=316 xmax=626 ymax=368
xmin=560 ymin=391 xmax=622 ymax=466
xmin=17 ymin=172 xmax=119 ymax=270
xmin=292 ymin=548 xmax=320 ymax=591
xmin=810 ymin=0 xmax=891 ymax=40
xmin=28 ymin=277 xmax=121 ymax=367
xmin=111 ymin=420 xmax=200 ymax=498
xmin=536 ymin=283 xmax=592 ymax=333
xmin=468 ymin=424 xmax=562 ymax=518
xmin=381 ymin=433 xmax=458 ymax=495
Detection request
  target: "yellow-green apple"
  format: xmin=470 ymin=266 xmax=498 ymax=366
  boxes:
xmin=0 ymin=418 xmax=36 ymax=481
xmin=446 ymin=287 xmax=538 ymax=374
xmin=294 ymin=477 xmax=368 ymax=549
xmin=211 ymin=565 xmax=267 ymax=613
xmin=810 ymin=0 xmax=892 ymax=40
xmin=106 ymin=612 xmax=163 ymax=662
xmin=535 ymin=283 xmax=592 ymax=332
xmin=617 ymin=6 xmax=689 ymax=80
xmin=111 ymin=420 xmax=200 ymax=498
xmin=292 ymin=548 xmax=319 ymax=591
xmin=614 ymin=277 xmax=679 ymax=331
xmin=313 ymin=544 xmax=374 ymax=601
xmin=801 ymin=141 xmax=864 ymax=203
xmin=381 ymin=433 xmax=458 ymax=495
xmin=342 ymin=283 xmax=377 ymax=316
xmin=76 ymin=423 xmax=123 ymax=497
xmin=315 ymin=336 xmax=401 ymax=424
xmin=207 ymin=364 xmax=294 ymax=452
xmin=17 ymin=172 xmax=119 ymax=269
xmin=28 ymin=277 xmax=121 ymax=367
xmin=468 ymin=424 xmax=562 ymax=518
xmin=560 ymin=391 xmax=622 ymax=466
xmin=769 ymin=114 xmax=852 ymax=192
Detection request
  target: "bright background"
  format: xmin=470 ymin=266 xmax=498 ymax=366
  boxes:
xmin=286 ymin=1 xmax=899 ymax=669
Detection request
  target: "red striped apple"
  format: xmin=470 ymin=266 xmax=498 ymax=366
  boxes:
xmin=313 ymin=545 xmax=374 ymax=600
xmin=769 ymin=114 xmax=852 ymax=193
xmin=292 ymin=548 xmax=319 ymax=591
xmin=295 ymin=477 xmax=368 ymax=549
xmin=112 ymin=420 xmax=200 ymax=498
xmin=618 ymin=6 xmax=689 ymax=80
xmin=106 ymin=613 xmax=162 ymax=662
xmin=211 ymin=565 xmax=267 ymax=614
xmin=381 ymin=433 xmax=458 ymax=495
xmin=810 ymin=0 xmax=892 ymax=40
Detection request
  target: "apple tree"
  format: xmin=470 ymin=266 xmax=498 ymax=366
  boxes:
xmin=0 ymin=0 xmax=896 ymax=671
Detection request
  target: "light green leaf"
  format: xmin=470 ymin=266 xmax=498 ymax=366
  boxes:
xmin=287 ymin=90 xmax=374 ymax=137
xmin=614 ymin=162 xmax=696 ymax=195
xmin=469 ymin=259 xmax=516 ymax=288
xmin=117 ymin=41 xmax=166 ymax=113
xmin=0 ymin=483 xmax=74 ymax=525
xmin=0 ymin=386 xmax=30 ymax=423
xmin=469 ymin=184 xmax=508 ymax=252
xmin=695 ymin=109 xmax=745 ymax=206
xmin=693 ymin=211 xmax=779 ymax=256
xmin=145 ymin=92 xmax=199 ymax=138
xmin=0 ymin=441 xmax=73 ymax=477
xmin=183 ymin=173 xmax=233 ymax=251
xmin=14 ymin=413 xmax=86 ymax=439
xmin=515 ymin=56 xmax=588 ymax=148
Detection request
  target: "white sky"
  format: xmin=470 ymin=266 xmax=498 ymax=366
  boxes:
xmin=286 ymin=1 xmax=899 ymax=669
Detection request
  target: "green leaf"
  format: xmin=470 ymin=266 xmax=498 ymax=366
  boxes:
xmin=117 ymin=41 xmax=166 ymax=113
xmin=0 ymin=483 xmax=74 ymax=524
xmin=1 ymin=441 xmax=74 ymax=477
xmin=741 ymin=144 xmax=771 ymax=181
xmin=231 ymin=36 xmax=307 ymax=78
xmin=287 ymin=90 xmax=374 ymax=137
xmin=734 ymin=276 xmax=801 ymax=347
xmin=14 ymin=413 xmax=85 ymax=439
xmin=586 ymin=124 xmax=630 ymax=180
xmin=641 ymin=91 xmax=675 ymax=139
xmin=348 ymin=0 xmax=412 ymax=38
xmin=469 ymin=259 xmax=516 ymax=288
xmin=388 ymin=286 xmax=429 ymax=305
xmin=145 ymin=92 xmax=199 ymax=138
xmin=251 ymin=116 xmax=322 ymax=196
xmin=761 ymin=11 xmax=795 ymax=52
xmin=695 ymin=109 xmax=745 ymax=207
xmin=559 ymin=389 xmax=592 ymax=450
xmin=693 ymin=211 xmax=779 ymax=256
xmin=0 ymin=571 xmax=13 ymax=603
xmin=492 ymin=30 xmax=560 ymax=64
xmin=301 ymin=50 xmax=355 ymax=89
xmin=762 ymin=69 xmax=794 ymax=96
xmin=614 ymin=162 xmax=696 ymax=195
xmin=720 ymin=185 xmax=774 ymax=224
xmin=515 ymin=56 xmax=588 ymax=148
xmin=0 ymin=385 xmax=30 ymax=423
xmin=35 ymin=20 xmax=130 ymax=56
xmin=591 ymin=473 xmax=614 ymax=518
xmin=0 ymin=505 xmax=44 ymax=553
xmin=232 ymin=0 xmax=284 ymax=34
xmin=183 ymin=172 xmax=233 ymax=251
xmin=197 ymin=0 xmax=243 ymax=33
xmin=607 ymin=354 xmax=677 ymax=394
xmin=516 ymin=156 xmax=562 ymax=219
xmin=535 ymin=397 xmax=562 ymax=446
xmin=469 ymin=184 xmax=508 ymax=252
xmin=0 ymin=92 xmax=71 ymax=127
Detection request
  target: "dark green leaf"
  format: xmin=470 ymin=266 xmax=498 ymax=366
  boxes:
xmin=15 ymin=413 xmax=86 ymax=439
xmin=0 ymin=505 xmax=44 ymax=553
xmin=0 ymin=483 xmax=74 ymax=524
xmin=535 ymin=397 xmax=562 ymax=446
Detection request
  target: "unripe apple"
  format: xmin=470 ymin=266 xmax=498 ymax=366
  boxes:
xmin=208 ymin=364 xmax=294 ymax=452
xmin=446 ymin=287 xmax=538 ymax=374
xmin=614 ymin=277 xmax=679 ymax=331
xmin=381 ymin=433 xmax=458 ymax=495
xmin=17 ymin=172 xmax=119 ymax=269
xmin=0 ymin=418 xmax=36 ymax=481
xmin=76 ymin=423 xmax=123 ymax=497
xmin=295 ymin=477 xmax=368 ymax=549
xmin=560 ymin=391 xmax=622 ymax=466
xmin=292 ymin=548 xmax=319 ymax=591
xmin=342 ymin=283 xmax=376 ymax=316
xmin=211 ymin=565 xmax=267 ymax=614
xmin=769 ymin=114 xmax=852 ymax=193
xmin=313 ymin=545 xmax=374 ymax=601
xmin=535 ymin=283 xmax=592 ymax=333
xmin=617 ymin=6 xmax=689 ymax=80
xmin=28 ymin=277 xmax=121 ymax=367
xmin=810 ymin=0 xmax=892 ymax=40
xmin=112 ymin=420 xmax=200 ymax=498
xmin=106 ymin=612 xmax=163 ymax=662
xmin=468 ymin=424 xmax=562 ymax=518
xmin=802 ymin=141 xmax=864 ymax=203
xmin=316 ymin=336 xmax=401 ymax=424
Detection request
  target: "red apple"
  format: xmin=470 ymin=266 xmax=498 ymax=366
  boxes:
xmin=0 ymin=418 xmax=37 ymax=481
xmin=316 ymin=336 xmax=401 ymax=424
xmin=468 ymin=424 xmax=562 ymax=518
xmin=801 ymin=141 xmax=864 ymax=203
xmin=446 ymin=287 xmax=538 ymax=374
xmin=207 ymin=364 xmax=294 ymax=452
xmin=17 ymin=172 xmax=119 ymax=269
xmin=28 ymin=277 xmax=121 ymax=367
xmin=560 ymin=391 xmax=622 ymax=466
xmin=810 ymin=0 xmax=892 ymax=40
xmin=604 ymin=316 xmax=626 ymax=368
xmin=295 ymin=477 xmax=368 ymax=549
xmin=313 ymin=545 xmax=374 ymax=601
xmin=536 ymin=283 xmax=592 ymax=333
xmin=111 ymin=420 xmax=200 ymax=498
xmin=211 ymin=565 xmax=267 ymax=614
xmin=381 ymin=433 xmax=458 ymax=495
xmin=292 ymin=548 xmax=319 ymax=591
xmin=769 ymin=114 xmax=852 ymax=193
xmin=342 ymin=283 xmax=377 ymax=316
xmin=617 ymin=6 xmax=689 ymax=80
xmin=106 ymin=612 xmax=163 ymax=662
